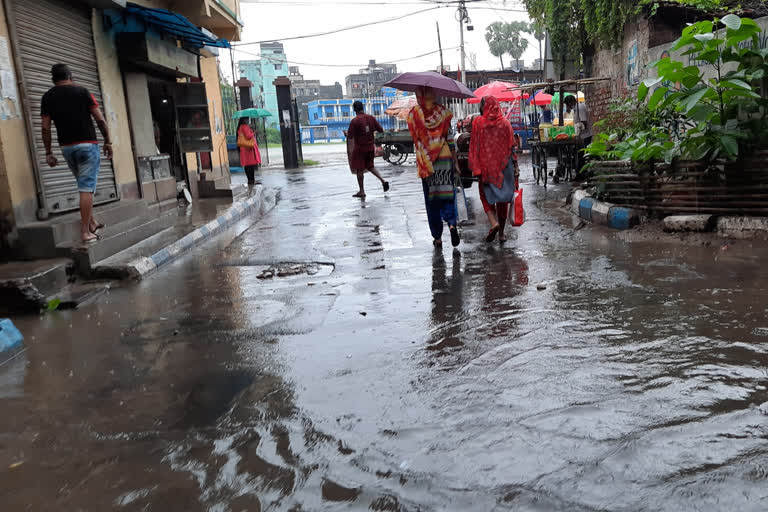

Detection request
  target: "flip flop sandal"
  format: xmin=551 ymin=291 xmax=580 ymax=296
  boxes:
xmin=485 ymin=226 xmax=500 ymax=243
xmin=91 ymin=223 xmax=105 ymax=235
xmin=450 ymin=227 xmax=461 ymax=247
xmin=383 ymin=181 xmax=390 ymax=192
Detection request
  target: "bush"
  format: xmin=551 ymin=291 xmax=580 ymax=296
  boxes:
xmin=587 ymin=15 xmax=768 ymax=164
xmin=266 ymin=127 xmax=282 ymax=145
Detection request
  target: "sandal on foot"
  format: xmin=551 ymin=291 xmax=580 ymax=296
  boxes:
xmin=450 ymin=227 xmax=461 ymax=247
xmin=353 ymin=192 xmax=366 ymax=198
xmin=383 ymin=181 xmax=390 ymax=193
xmin=485 ymin=225 xmax=500 ymax=243
xmin=90 ymin=223 xmax=105 ymax=235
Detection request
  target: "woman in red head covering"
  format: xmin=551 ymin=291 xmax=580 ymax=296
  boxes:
xmin=469 ymin=95 xmax=519 ymax=242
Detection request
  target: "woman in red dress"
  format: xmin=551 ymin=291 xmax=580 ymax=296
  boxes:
xmin=469 ymin=96 xmax=519 ymax=243
xmin=237 ymin=117 xmax=262 ymax=194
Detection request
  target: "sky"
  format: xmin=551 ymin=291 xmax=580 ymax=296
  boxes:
xmin=223 ymin=0 xmax=541 ymax=91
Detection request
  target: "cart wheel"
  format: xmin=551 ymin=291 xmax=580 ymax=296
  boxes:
xmin=382 ymin=144 xmax=393 ymax=163
xmin=389 ymin=144 xmax=408 ymax=166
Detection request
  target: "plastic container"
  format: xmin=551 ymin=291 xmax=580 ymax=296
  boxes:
xmin=539 ymin=123 xmax=553 ymax=142
xmin=0 ymin=319 xmax=23 ymax=353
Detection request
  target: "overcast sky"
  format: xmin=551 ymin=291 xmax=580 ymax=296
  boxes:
xmin=223 ymin=0 xmax=539 ymax=90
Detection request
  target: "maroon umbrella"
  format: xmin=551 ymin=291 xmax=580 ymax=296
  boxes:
xmin=383 ymin=71 xmax=475 ymax=99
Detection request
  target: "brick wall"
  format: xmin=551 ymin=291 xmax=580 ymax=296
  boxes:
xmin=585 ymin=15 xmax=652 ymax=128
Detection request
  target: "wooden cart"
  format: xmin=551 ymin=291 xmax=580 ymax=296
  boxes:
xmin=375 ymin=131 xmax=414 ymax=166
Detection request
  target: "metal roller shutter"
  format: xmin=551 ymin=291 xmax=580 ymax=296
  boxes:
xmin=12 ymin=0 xmax=118 ymax=214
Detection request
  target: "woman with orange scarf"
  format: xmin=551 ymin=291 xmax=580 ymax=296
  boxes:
xmin=469 ymin=96 xmax=519 ymax=243
xmin=407 ymin=88 xmax=460 ymax=247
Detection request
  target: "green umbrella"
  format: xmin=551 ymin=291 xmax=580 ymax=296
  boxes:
xmin=551 ymin=92 xmax=575 ymax=104
xmin=232 ymin=108 xmax=272 ymax=119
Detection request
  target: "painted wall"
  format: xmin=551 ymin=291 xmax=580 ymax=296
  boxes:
xmin=0 ymin=0 xmax=38 ymax=230
xmin=200 ymin=55 xmax=228 ymax=178
xmin=92 ymin=10 xmax=141 ymax=200
xmin=261 ymin=49 xmax=289 ymax=127
xmin=585 ymin=16 xmax=653 ymax=125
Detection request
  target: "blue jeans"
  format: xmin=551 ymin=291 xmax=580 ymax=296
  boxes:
xmin=61 ymin=143 xmax=100 ymax=193
xmin=422 ymin=180 xmax=457 ymax=240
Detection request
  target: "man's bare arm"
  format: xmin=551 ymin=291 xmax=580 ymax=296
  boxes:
xmin=90 ymin=107 xmax=113 ymax=158
xmin=42 ymin=115 xmax=57 ymax=167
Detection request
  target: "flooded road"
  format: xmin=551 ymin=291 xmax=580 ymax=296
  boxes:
xmin=2 ymin=152 xmax=768 ymax=511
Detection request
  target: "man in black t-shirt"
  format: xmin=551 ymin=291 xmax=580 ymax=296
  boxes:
xmin=41 ymin=63 xmax=113 ymax=243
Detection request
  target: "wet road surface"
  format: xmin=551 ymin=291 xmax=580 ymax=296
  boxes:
xmin=2 ymin=150 xmax=768 ymax=511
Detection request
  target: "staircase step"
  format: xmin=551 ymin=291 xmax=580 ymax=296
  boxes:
xmin=63 ymin=212 xmax=177 ymax=274
xmin=16 ymin=200 xmax=152 ymax=258
xmin=0 ymin=259 xmax=71 ymax=314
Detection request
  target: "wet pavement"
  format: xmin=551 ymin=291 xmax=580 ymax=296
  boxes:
xmin=2 ymin=149 xmax=768 ymax=511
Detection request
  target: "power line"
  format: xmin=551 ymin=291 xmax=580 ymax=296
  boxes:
xmin=233 ymin=46 xmax=461 ymax=68
xmin=233 ymin=6 xmax=444 ymax=46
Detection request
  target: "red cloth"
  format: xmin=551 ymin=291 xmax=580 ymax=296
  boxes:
xmin=347 ymin=113 xmax=382 ymax=151
xmin=469 ymin=96 xmax=515 ymax=188
xmin=238 ymin=124 xmax=261 ymax=167
xmin=479 ymin=183 xmax=509 ymax=224
xmin=350 ymin=149 xmax=375 ymax=173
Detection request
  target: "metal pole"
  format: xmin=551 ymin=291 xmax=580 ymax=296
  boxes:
xmin=458 ymin=0 xmax=467 ymax=84
xmin=436 ymin=22 xmax=444 ymax=73
xmin=230 ymin=47 xmax=239 ymax=109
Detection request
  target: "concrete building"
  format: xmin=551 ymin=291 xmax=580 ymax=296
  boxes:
xmin=237 ymin=42 xmax=289 ymax=127
xmin=305 ymin=98 xmax=399 ymax=143
xmin=345 ymin=60 xmax=398 ymax=98
xmin=289 ymin=67 xmax=343 ymax=125
xmin=0 ymin=0 xmax=242 ymax=262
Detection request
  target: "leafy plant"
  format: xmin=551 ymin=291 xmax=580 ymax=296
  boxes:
xmin=588 ymin=15 xmax=768 ymax=164
xmin=639 ymin=14 xmax=764 ymax=160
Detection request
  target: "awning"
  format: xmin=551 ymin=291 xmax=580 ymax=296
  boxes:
xmin=125 ymin=2 xmax=230 ymax=48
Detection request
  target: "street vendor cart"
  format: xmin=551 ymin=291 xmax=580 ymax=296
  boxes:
xmin=513 ymin=78 xmax=610 ymax=185
xmin=375 ymin=130 xmax=414 ymax=166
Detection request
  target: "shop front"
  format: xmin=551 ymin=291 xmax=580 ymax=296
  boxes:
xmin=107 ymin=5 xmax=228 ymax=202
xmin=6 ymin=0 xmax=122 ymax=215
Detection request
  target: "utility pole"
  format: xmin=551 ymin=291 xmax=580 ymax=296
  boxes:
xmin=436 ymin=21 xmax=444 ymax=74
xmin=230 ymin=47 xmax=239 ymax=109
xmin=457 ymin=0 xmax=467 ymax=84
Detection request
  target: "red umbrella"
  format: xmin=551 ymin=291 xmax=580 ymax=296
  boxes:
xmin=383 ymin=71 xmax=475 ymax=99
xmin=467 ymin=81 xmax=522 ymax=104
xmin=531 ymin=90 xmax=553 ymax=106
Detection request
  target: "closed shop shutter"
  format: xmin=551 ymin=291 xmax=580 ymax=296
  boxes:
xmin=12 ymin=0 xmax=118 ymax=214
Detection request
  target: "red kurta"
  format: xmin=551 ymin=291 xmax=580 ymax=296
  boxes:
xmin=238 ymin=124 xmax=262 ymax=167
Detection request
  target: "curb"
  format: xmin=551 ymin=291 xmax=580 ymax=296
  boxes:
xmin=570 ymin=189 xmax=640 ymax=230
xmin=125 ymin=186 xmax=269 ymax=279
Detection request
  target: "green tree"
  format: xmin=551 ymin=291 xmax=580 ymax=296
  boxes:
xmin=485 ymin=21 xmax=511 ymax=69
xmin=507 ymin=21 xmax=531 ymax=71
xmin=529 ymin=21 xmax=546 ymax=71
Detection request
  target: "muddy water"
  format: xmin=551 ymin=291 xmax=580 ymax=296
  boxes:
xmin=1 ymin=156 xmax=767 ymax=511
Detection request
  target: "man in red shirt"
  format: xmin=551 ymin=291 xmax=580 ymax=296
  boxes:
xmin=346 ymin=101 xmax=389 ymax=198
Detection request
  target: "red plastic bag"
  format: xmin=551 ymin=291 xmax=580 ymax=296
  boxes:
xmin=511 ymin=187 xmax=524 ymax=227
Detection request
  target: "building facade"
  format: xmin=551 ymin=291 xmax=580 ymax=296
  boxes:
xmin=289 ymin=67 xmax=343 ymax=125
xmin=305 ymin=97 xmax=401 ymax=143
xmin=237 ymin=42 xmax=289 ymax=127
xmin=344 ymin=60 xmax=398 ymax=98
xmin=0 ymin=0 xmax=242 ymax=257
